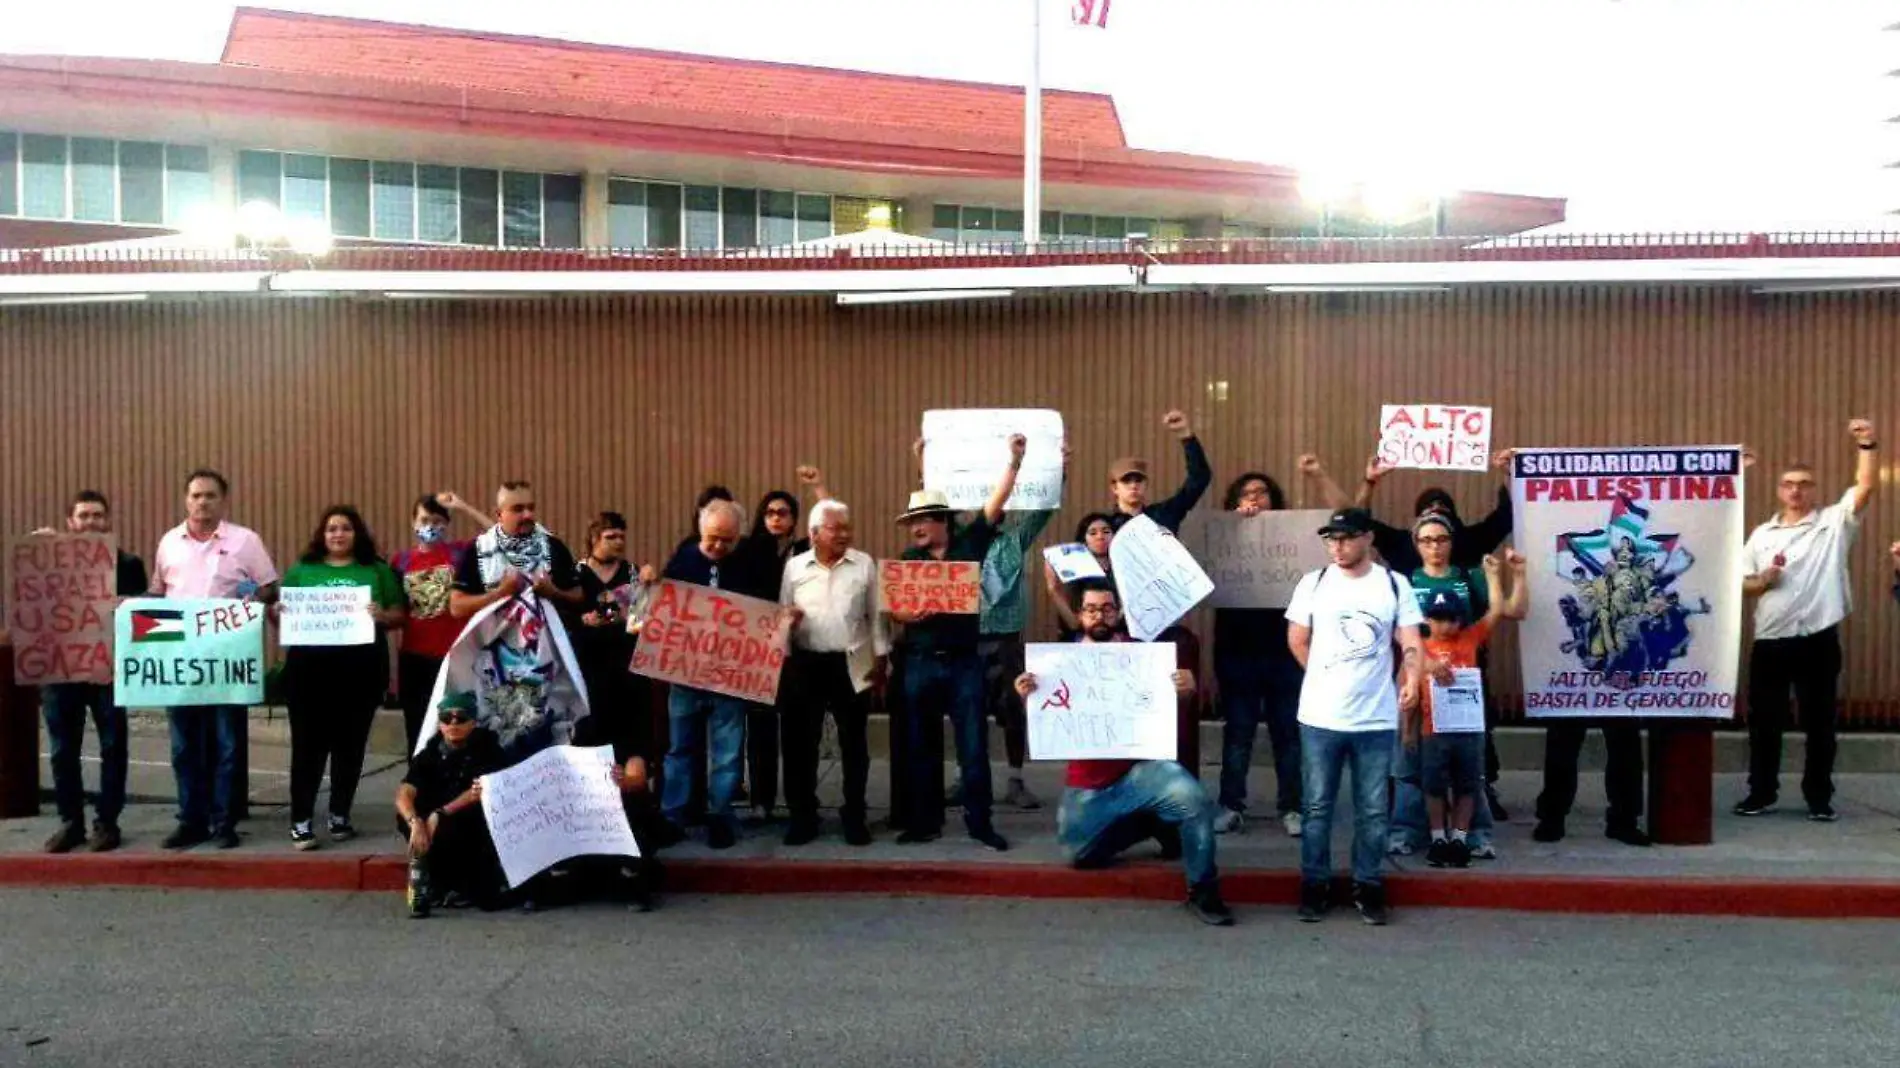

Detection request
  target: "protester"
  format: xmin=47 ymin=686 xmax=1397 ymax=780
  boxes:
xmin=391 ymin=491 xmax=487 ymax=757
xmin=277 ymin=506 xmax=407 ymax=850
xmin=1212 ymin=471 xmax=1306 ymax=838
xmin=778 ymin=499 xmax=888 ymax=846
xmin=1734 ymin=419 xmax=1879 ymax=821
xmin=977 ymin=444 xmax=1066 ymax=811
xmin=1406 ymin=553 xmax=1526 ymax=867
xmin=1106 ymin=410 xmax=1210 ymax=534
xmin=569 ymin=511 xmax=657 ymax=766
xmin=892 ymin=434 xmax=1025 ymax=850
xmin=1015 ymin=580 xmax=1233 ymax=926
xmin=37 ymin=491 xmax=148 ymax=854
xmin=1532 ymin=721 xmax=1649 ymax=846
xmin=150 ymin=469 xmax=278 ymax=851
xmin=1286 ymin=508 xmax=1424 ymax=925
xmin=450 ymin=481 xmax=584 ymax=615
xmin=1045 ymin=512 xmax=1117 ymax=638
xmin=397 ymin=691 xmax=507 ymax=915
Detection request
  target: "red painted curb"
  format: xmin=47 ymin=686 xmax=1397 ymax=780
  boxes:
xmin=5 ymin=853 xmax=1900 ymax=919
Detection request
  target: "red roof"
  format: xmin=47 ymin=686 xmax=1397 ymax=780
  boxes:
xmin=220 ymin=7 xmax=1129 ymax=151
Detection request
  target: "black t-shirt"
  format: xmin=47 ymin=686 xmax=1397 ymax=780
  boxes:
xmin=403 ymin=728 xmax=507 ymax=815
xmin=115 ymin=550 xmax=148 ymax=597
xmin=899 ymin=515 xmax=999 ymax=654
xmin=572 ymin=558 xmax=634 ymax=663
xmin=452 ymin=534 xmax=580 ymax=596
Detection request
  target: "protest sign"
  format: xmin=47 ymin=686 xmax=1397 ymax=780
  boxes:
xmin=629 ymin=580 xmax=793 ymax=705
xmin=114 ymin=597 xmax=266 ymax=706
xmin=878 ymin=559 xmax=980 ymax=615
xmin=1196 ymin=510 xmax=1333 ymax=609
xmin=1109 ymin=514 xmax=1214 ymax=641
xmin=7 ymin=533 xmax=117 ymax=685
xmin=1429 ymin=668 xmax=1486 ymax=733
xmin=480 ymin=744 xmax=641 ymax=889
xmin=1042 ymin=543 xmax=1105 ymax=583
xmin=1511 ymin=446 xmax=1743 ymax=719
xmin=278 ymin=585 xmax=374 ymax=647
xmin=1377 ymin=403 xmax=1492 ymax=472
xmin=1024 ymin=642 xmax=1177 ymax=761
xmin=922 ymin=408 xmax=1065 ymax=511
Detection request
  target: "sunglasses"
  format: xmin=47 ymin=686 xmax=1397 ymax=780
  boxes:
xmin=437 ymin=712 xmax=474 ymax=726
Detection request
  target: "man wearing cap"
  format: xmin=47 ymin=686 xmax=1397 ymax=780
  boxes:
xmin=892 ymin=434 xmax=1026 ymax=850
xmin=1107 ymin=410 xmax=1212 ymax=535
xmin=397 ymin=691 xmax=508 ymax=915
xmin=1286 ymin=507 xmax=1425 ymax=926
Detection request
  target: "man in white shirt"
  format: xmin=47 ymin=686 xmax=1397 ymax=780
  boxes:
xmin=779 ymin=500 xmax=890 ymax=846
xmin=1734 ymin=419 xmax=1879 ymax=822
xmin=1286 ymin=508 xmax=1425 ymax=926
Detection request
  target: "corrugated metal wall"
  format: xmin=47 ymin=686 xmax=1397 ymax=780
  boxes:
xmin=3 ymin=288 xmax=1897 ymax=723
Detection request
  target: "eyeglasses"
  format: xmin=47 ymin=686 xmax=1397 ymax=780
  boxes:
xmin=1780 ymin=479 xmax=1817 ymax=490
xmin=1415 ymin=535 xmax=1451 ymax=546
xmin=765 ymin=507 xmax=794 ymax=518
xmin=1076 ymin=605 xmax=1119 ymax=618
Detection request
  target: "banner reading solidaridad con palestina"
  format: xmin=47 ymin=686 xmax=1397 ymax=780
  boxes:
xmin=1510 ymin=446 xmax=1744 ymax=719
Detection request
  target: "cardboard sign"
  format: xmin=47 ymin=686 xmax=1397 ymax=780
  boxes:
xmin=629 ymin=580 xmax=793 ymax=705
xmin=878 ymin=558 xmax=981 ymax=615
xmin=922 ymin=408 xmax=1066 ymax=511
xmin=114 ymin=597 xmax=266 ymax=707
xmin=1108 ymin=515 xmax=1214 ymax=642
xmin=1042 ymin=543 xmax=1106 ymax=583
xmin=1429 ymin=668 xmax=1486 ymax=733
xmin=1377 ymin=403 xmax=1492 ymax=472
xmin=481 ymin=744 xmax=641 ymax=889
xmin=1024 ymin=642 xmax=1177 ymax=761
xmin=1197 ymin=510 xmax=1334 ymax=609
xmin=278 ymin=585 xmax=375 ymax=647
xmin=7 ymin=533 xmax=118 ymax=685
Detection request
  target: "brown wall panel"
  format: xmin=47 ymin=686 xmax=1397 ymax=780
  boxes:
xmin=2 ymin=288 xmax=1897 ymax=723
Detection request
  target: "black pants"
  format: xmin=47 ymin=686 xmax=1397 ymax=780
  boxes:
xmin=285 ymin=647 xmax=383 ymax=825
xmin=397 ymin=650 xmax=443 ymax=760
xmin=782 ymin=651 xmax=871 ymax=824
xmin=979 ymin=633 xmax=1029 ymax=770
xmin=1535 ymin=720 xmax=1644 ymax=830
xmin=1747 ymin=627 xmax=1842 ymax=806
xmin=747 ymin=694 xmax=781 ymax=812
xmin=401 ymin=808 xmax=504 ymax=902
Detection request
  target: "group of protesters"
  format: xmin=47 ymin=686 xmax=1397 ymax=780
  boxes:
xmin=27 ymin=412 xmax=1883 ymax=927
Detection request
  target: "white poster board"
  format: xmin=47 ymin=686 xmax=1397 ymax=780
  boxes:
xmin=922 ymin=408 xmax=1065 ymax=511
xmin=277 ymin=585 xmax=375 ymax=647
xmin=480 ymin=744 xmax=640 ymax=889
xmin=1429 ymin=668 xmax=1486 ymax=733
xmin=1024 ymin=641 xmax=1177 ymax=761
xmin=1108 ymin=514 xmax=1214 ymax=641
xmin=1042 ymin=543 xmax=1105 ymax=583
xmin=1197 ymin=510 xmax=1334 ymax=609
xmin=1377 ymin=403 xmax=1492 ymax=472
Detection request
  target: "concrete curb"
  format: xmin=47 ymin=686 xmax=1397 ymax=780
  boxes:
xmin=5 ymin=853 xmax=1898 ymax=919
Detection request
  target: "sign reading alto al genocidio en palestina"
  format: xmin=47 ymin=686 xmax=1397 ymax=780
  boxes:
xmin=114 ymin=597 xmax=267 ymax=706
xmin=8 ymin=533 xmax=118 ymax=685
xmin=629 ymin=580 xmax=793 ymax=705
xmin=1510 ymin=446 xmax=1743 ymax=719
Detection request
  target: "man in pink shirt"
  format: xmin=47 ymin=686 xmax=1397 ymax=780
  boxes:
xmin=150 ymin=469 xmax=279 ymax=850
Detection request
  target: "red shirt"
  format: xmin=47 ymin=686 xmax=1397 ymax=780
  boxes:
xmin=393 ymin=542 xmax=469 ymax=659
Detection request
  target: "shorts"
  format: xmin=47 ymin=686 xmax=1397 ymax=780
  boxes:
xmin=1420 ymin=732 xmax=1486 ymax=797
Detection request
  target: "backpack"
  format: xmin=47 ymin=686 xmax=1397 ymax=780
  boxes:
xmin=1310 ymin=564 xmax=1404 ymax=628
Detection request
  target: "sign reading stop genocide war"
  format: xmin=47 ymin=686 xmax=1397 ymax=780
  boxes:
xmin=1377 ymin=403 xmax=1492 ymax=472
xmin=7 ymin=533 xmax=118 ymax=685
xmin=629 ymin=580 xmax=794 ymax=705
xmin=878 ymin=559 xmax=981 ymax=615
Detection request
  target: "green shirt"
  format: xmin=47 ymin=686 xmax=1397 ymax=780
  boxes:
xmin=281 ymin=558 xmax=406 ymax=607
xmin=978 ymin=510 xmax=1055 ymax=637
xmin=1408 ymin=565 xmax=1488 ymax=628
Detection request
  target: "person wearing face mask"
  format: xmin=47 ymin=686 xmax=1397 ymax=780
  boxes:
xmin=392 ymin=491 xmax=488 ymax=758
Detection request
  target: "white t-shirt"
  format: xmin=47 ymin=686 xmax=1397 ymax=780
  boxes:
xmin=1286 ymin=564 xmax=1422 ymax=732
xmin=1743 ymin=488 xmax=1860 ymax=641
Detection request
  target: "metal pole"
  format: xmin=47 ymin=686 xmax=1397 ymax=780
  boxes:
xmin=1024 ymin=0 xmax=1043 ymax=248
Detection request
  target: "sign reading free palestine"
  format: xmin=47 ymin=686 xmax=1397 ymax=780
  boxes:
xmin=114 ymin=597 xmax=267 ymax=707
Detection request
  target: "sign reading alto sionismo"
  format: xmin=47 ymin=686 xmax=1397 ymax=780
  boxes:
xmin=114 ymin=597 xmax=267 ymax=706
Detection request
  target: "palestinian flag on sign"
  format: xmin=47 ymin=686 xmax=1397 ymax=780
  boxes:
xmin=130 ymin=609 xmax=187 ymax=642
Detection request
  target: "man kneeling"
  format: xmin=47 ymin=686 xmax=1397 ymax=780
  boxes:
xmin=1013 ymin=580 xmax=1234 ymax=926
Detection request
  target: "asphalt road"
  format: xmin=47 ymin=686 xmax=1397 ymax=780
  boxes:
xmin=2 ymin=890 xmax=1896 ymax=1068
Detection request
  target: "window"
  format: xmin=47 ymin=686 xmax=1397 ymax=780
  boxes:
xmin=0 ymin=134 xmax=214 ymax=228
xmin=833 ymin=196 xmax=898 ymax=236
xmin=960 ymin=206 xmax=995 ymax=237
xmin=70 ymin=139 xmax=116 ymax=223
xmin=329 ymin=158 xmax=371 ymax=238
xmin=21 ymin=135 xmax=68 ymax=219
xmin=237 ymin=150 xmax=281 ymax=208
xmin=417 ymin=165 xmax=459 ymax=243
xmin=645 ymin=182 xmax=682 ymax=249
xmin=458 ymin=168 xmax=498 ymax=246
xmin=0 ymin=133 xmax=15 ymax=217
xmin=930 ymin=204 xmax=959 ymax=243
xmin=796 ymin=194 xmax=832 ymax=242
xmin=721 ymin=187 xmax=758 ymax=249
xmin=372 ymin=161 xmax=417 ymax=240
xmin=684 ymin=185 xmax=720 ymax=248
xmin=543 ymin=174 xmax=582 ymax=247
xmin=118 ymin=142 xmax=164 ymax=226
xmin=608 ymin=179 xmax=645 ymax=248
xmin=993 ymin=209 xmax=1024 ymax=243
xmin=501 ymin=171 xmax=542 ymax=247
xmin=761 ymin=190 xmax=797 ymax=246
xmin=933 ymin=203 xmax=1186 ymax=245
xmin=282 ymin=154 xmax=329 ymax=224
xmin=164 ymin=145 xmax=211 ymax=227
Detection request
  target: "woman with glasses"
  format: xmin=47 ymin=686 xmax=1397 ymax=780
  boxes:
xmin=570 ymin=512 xmax=657 ymax=766
xmin=1045 ymin=512 xmax=1118 ymax=640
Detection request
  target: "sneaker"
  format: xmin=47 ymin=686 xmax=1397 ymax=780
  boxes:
xmin=1185 ymin=883 xmax=1236 ymax=927
xmin=162 ymin=825 xmax=210 ymax=850
xmin=896 ymin=828 xmax=942 ymax=845
xmin=290 ymin=822 xmax=319 ymax=851
xmin=1808 ymin=805 xmax=1839 ymax=823
xmin=783 ymin=820 xmax=821 ymax=847
xmin=1468 ymin=841 xmax=1498 ymax=861
xmin=1212 ymin=808 xmax=1244 ymax=835
xmin=1352 ymin=882 xmax=1390 ymax=926
xmin=1387 ymin=835 xmax=1416 ymax=857
xmin=86 ymin=822 xmax=122 ymax=853
xmin=842 ymin=820 xmax=873 ymax=847
xmin=971 ymin=827 xmax=1010 ymax=852
xmin=1486 ymin=786 xmax=1510 ymax=822
xmin=744 ymin=806 xmax=776 ymax=829
xmin=1447 ymin=839 xmax=1473 ymax=869
xmin=1297 ymin=880 xmax=1330 ymax=922
xmin=1732 ymin=795 xmax=1777 ymax=817
xmin=212 ymin=827 xmax=242 ymax=850
xmin=1281 ymin=811 xmax=1304 ymax=838
xmin=328 ymin=816 xmax=357 ymax=843
xmin=706 ymin=822 xmax=737 ymax=850
xmin=1425 ymin=839 xmax=1453 ymax=868
xmin=1606 ymin=823 xmax=1654 ymax=846
xmin=43 ymin=820 xmax=86 ymax=855
xmin=1532 ymin=819 xmax=1566 ymax=843
xmin=1004 ymin=777 xmax=1043 ymax=811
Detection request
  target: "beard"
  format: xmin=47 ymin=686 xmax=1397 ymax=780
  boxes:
xmin=1085 ymin=623 xmax=1117 ymax=642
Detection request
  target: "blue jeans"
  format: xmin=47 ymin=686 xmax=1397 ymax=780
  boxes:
xmin=169 ymin=705 xmax=247 ymax=834
xmin=662 ymin=686 xmax=746 ymax=830
xmin=1300 ymin=724 xmax=1395 ymax=888
xmin=41 ymin=684 xmax=128 ymax=826
xmin=1215 ymin=650 xmax=1303 ymax=814
xmin=1058 ymin=761 xmax=1219 ymax=891
xmin=900 ymin=650 xmax=991 ymax=834
xmin=1392 ymin=736 xmax=1493 ymax=849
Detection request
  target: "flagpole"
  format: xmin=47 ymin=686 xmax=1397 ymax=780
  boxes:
xmin=1024 ymin=0 xmax=1043 ymax=248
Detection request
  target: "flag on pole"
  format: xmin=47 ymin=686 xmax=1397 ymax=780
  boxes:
xmin=1071 ymin=0 xmax=1111 ymax=29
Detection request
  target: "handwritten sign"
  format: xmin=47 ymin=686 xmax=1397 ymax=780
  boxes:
xmin=1196 ymin=511 xmax=1333 ymax=609
xmin=114 ymin=597 xmax=266 ymax=707
xmin=7 ymin=534 xmax=118 ymax=685
xmin=481 ymin=744 xmax=640 ymax=889
xmin=1024 ymin=642 xmax=1177 ymax=761
xmin=878 ymin=559 xmax=981 ymax=615
xmin=629 ymin=580 xmax=792 ymax=705
xmin=1377 ymin=403 xmax=1492 ymax=472
xmin=1042 ymin=543 xmax=1105 ymax=584
xmin=278 ymin=585 xmax=374 ymax=647
xmin=1108 ymin=515 xmax=1214 ymax=642
xmin=1430 ymin=668 xmax=1486 ymax=734
xmin=922 ymin=408 xmax=1065 ymax=511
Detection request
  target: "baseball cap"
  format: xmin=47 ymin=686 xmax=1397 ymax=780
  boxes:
xmin=1317 ymin=508 xmax=1374 ymax=537
xmin=1108 ymin=457 xmax=1150 ymax=482
xmin=1423 ymin=590 xmax=1468 ymax=621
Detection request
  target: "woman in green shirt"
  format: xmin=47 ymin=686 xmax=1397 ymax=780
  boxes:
xmin=276 ymin=506 xmax=407 ymax=850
